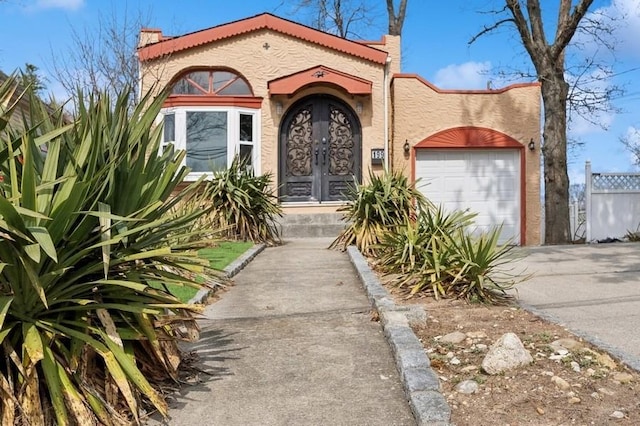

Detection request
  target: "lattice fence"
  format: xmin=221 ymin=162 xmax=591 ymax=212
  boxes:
xmin=585 ymin=161 xmax=640 ymax=242
xmin=592 ymin=173 xmax=640 ymax=191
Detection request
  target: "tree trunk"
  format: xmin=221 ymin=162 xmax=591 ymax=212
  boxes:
xmin=386 ymin=0 xmax=407 ymax=36
xmin=540 ymin=72 xmax=571 ymax=244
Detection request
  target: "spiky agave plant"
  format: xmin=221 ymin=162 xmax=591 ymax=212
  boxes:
xmin=330 ymin=169 xmax=429 ymax=256
xmin=0 ymin=77 xmax=219 ymax=425
xmin=379 ymin=205 xmax=523 ymax=304
xmin=207 ymin=155 xmax=282 ymax=245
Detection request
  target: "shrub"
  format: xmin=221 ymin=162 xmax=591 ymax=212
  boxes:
xmin=378 ymin=205 xmax=522 ymax=304
xmin=0 ymin=79 xmax=218 ymax=424
xmin=330 ymin=170 xmax=429 ymax=256
xmin=206 ymin=156 xmax=282 ymax=245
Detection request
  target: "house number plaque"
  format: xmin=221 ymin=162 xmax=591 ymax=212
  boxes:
xmin=371 ymin=148 xmax=384 ymax=165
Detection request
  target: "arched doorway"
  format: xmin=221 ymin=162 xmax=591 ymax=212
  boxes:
xmin=279 ymin=95 xmax=362 ymax=202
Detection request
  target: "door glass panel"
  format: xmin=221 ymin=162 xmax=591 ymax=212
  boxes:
xmin=328 ymin=105 xmax=354 ymax=176
xmin=186 ymin=111 xmax=227 ymax=172
xmin=285 ymin=108 xmax=313 ymax=177
xmin=239 ymin=114 xmax=253 ymax=142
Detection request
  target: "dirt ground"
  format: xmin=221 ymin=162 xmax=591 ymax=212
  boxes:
xmin=392 ymin=294 xmax=640 ymax=425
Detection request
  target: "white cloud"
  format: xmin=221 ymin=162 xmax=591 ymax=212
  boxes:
xmin=33 ymin=0 xmax=84 ymax=11
xmin=623 ymin=125 xmax=640 ymax=164
xmin=576 ymin=0 xmax=640 ymax=58
xmin=432 ymin=61 xmax=493 ymax=90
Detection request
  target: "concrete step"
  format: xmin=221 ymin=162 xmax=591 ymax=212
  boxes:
xmin=278 ymin=213 xmax=347 ymax=238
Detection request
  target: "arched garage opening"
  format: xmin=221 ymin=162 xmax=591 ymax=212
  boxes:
xmin=411 ymin=126 xmax=526 ymax=245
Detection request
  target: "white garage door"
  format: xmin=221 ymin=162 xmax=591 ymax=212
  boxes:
xmin=415 ymin=149 xmax=521 ymax=244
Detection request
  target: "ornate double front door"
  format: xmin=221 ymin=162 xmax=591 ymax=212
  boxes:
xmin=279 ymin=95 xmax=362 ymax=202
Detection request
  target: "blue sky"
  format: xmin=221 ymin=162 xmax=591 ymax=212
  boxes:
xmin=1 ymin=0 xmax=640 ymax=186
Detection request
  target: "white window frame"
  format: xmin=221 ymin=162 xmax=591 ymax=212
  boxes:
xmin=159 ymin=106 xmax=261 ymax=180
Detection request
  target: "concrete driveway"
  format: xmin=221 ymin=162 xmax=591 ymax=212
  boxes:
xmin=512 ymin=242 xmax=640 ymax=371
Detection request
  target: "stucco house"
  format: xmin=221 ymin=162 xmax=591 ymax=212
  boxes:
xmin=137 ymin=13 xmax=541 ymax=246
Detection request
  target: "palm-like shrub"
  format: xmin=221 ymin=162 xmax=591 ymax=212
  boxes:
xmin=330 ymin=170 xmax=429 ymax=256
xmin=0 ymin=78 xmax=217 ymax=424
xmin=206 ymin=156 xmax=282 ymax=245
xmin=378 ymin=205 xmax=521 ymax=304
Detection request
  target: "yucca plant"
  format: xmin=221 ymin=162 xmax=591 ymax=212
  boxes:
xmin=0 ymin=77 xmax=219 ymax=425
xmin=379 ymin=205 xmax=521 ymax=304
xmin=330 ymin=169 xmax=429 ymax=256
xmin=445 ymin=226 xmax=520 ymax=304
xmin=206 ymin=155 xmax=282 ymax=245
xmin=378 ymin=206 xmax=475 ymax=292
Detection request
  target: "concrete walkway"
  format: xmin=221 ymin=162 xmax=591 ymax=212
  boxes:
xmin=160 ymin=238 xmax=415 ymax=425
xmin=513 ymin=242 xmax=640 ymax=371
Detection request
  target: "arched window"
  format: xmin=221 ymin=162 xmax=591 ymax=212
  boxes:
xmin=171 ymin=70 xmax=253 ymax=96
xmin=160 ymin=68 xmax=262 ymax=179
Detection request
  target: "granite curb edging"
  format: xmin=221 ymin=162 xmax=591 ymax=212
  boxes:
xmin=188 ymin=243 xmax=266 ymax=305
xmin=347 ymin=246 xmax=452 ymax=426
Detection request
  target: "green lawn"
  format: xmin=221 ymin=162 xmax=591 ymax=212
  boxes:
xmin=160 ymin=240 xmax=254 ymax=303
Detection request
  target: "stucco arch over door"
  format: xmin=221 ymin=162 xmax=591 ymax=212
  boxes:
xmin=413 ymin=126 xmax=526 ymax=245
xmin=279 ymin=95 xmax=362 ymax=202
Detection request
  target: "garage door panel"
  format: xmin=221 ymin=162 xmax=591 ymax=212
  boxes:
xmin=415 ymin=149 xmax=521 ymax=245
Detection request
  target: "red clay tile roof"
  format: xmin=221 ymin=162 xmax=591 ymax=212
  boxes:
xmin=137 ymin=13 xmax=388 ymax=64
xmin=268 ymin=65 xmax=373 ymax=96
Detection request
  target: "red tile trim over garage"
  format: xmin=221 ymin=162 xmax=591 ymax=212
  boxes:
xmin=414 ymin=126 xmax=524 ymax=149
xmin=269 ymin=66 xmax=373 ymax=96
xmin=411 ymin=126 xmax=527 ymax=245
xmin=138 ymin=13 xmax=389 ymax=64
xmin=392 ymin=74 xmax=540 ymax=94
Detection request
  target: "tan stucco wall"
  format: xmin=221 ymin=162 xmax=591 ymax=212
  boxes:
xmin=391 ymin=77 xmax=542 ymax=245
xmin=140 ymin=29 xmax=389 ymax=182
xmin=364 ymin=35 xmax=400 ymax=74
xmin=139 ymin=29 xmax=541 ymax=245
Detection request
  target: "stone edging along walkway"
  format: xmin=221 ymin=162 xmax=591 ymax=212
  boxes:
xmin=347 ymin=246 xmax=452 ymax=426
xmin=188 ymin=244 xmax=266 ymax=305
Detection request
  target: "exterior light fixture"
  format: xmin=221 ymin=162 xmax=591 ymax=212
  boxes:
xmin=275 ymin=101 xmax=283 ymax=116
xmin=404 ymin=139 xmax=410 ymax=154
xmin=528 ymin=138 xmax=535 ymax=151
xmin=355 ymin=101 xmax=363 ymax=115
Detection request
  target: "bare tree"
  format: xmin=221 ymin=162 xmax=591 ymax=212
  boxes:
xmin=48 ymin=4 xmax=152 ymax=110
xmin=621 ymin=127 xmax=640 ymax=166
xmin=470 ymin=0 xmax=622 ymax=245
xmin=386 ymin=0 xmax=408 ymax=36
xmin=282 ymin=0 xmax=408 ymax=39
xmin=281 ymin=0 xmax=378 ymax=38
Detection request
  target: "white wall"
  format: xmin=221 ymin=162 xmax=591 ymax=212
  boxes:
xmin=585 ymin=161 xmax=640 ymax=241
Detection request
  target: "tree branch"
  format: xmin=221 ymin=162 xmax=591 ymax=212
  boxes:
xmin=468 ymin=18 xmax=515 ymax=45
xmin=551 ymin=0 xmax=595 ymax=61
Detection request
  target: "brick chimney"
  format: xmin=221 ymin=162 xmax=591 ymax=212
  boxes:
xmin=138 ymin=28 xmax=163 ymax=48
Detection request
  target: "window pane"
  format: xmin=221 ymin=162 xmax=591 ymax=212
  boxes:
xmin=171 ymin=71 xmax=209 ymax=94
xmin=171 ymin=78 xmax=194 ymax=95
xmin=188 ymin=71 xmax=210 ymax=92
xmin=218 ymin=78 xmax=252 ymax=96
xmin=186 ymin=111 xmax=227 ymax=172
xmin=163 ymin=113 xmax=175 ymax=142
xmin=239 ymin=144 xmax=253 ymax=166
xmin=212 ymin=71 xmax=236 ymax=91
xmin=239 ymin=114 xmax=253 ymax=142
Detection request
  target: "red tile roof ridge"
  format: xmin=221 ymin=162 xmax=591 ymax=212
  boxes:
xmin=138 ymin=13 xmax=388 ymax=64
